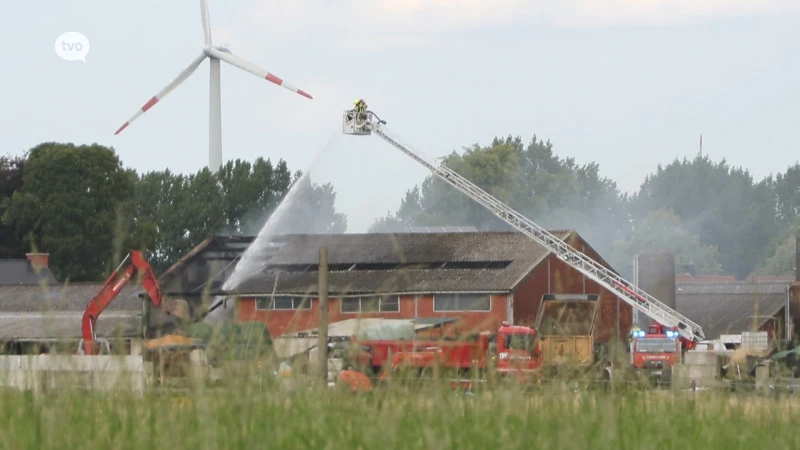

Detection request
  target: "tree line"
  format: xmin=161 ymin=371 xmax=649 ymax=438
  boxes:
xmin=0 ymin=142 xmax=346 ymax=281
xmin=369 ymin=135 xmax=800 ymax=280
xmin=3 ymin=136 xmax=798 ymax=283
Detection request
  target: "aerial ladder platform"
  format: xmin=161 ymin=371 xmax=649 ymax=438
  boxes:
xmin=342 ymin=109 xmax=705 ymax=344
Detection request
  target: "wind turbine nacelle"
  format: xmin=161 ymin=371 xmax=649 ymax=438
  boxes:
xmin=342 ymin=110 xmax=372 ymax=136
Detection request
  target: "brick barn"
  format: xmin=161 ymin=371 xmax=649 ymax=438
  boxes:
xmin=226 ymin=231 xmax=632 ymax=341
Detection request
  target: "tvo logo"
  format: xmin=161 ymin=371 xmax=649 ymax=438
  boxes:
xmin=55 ymin=32 xmax=90 ymax=62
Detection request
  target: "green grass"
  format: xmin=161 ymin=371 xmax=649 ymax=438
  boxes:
xmin=1 ymin=369 xmax=799 ymax=449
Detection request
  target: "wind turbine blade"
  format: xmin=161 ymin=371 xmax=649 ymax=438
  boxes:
xmin=114 ymin=52 xmax=208 ymax=135
xmin=200 ymin=0 xmax=212 ymax=47
xmin=208 ymin=47 xmax=313 ymax=99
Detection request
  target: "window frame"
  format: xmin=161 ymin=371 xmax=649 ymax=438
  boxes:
xmin=339 ymin=295 xmax=401 ymax=313
xmin=254 ymin=296 xmax=311 ymax=311
xmin=432 ymin=293 xmax=492 ymax=312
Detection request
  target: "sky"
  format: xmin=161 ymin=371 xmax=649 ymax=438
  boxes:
xmin=2 ymin=0 xmax=800 ymax=233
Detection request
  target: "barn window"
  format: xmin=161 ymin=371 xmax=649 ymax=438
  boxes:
xmin=255 ymin=296 xmax=310 ymax=310
xmin=341 ymin=298 xmax=361 ymax=313
xmin=379 ymin=296 xmax=400 ymax=312
xmin=340 ymin=296 xmax=400 ymax=313
xmin=433 ymin=294 xmax=491 ymax=312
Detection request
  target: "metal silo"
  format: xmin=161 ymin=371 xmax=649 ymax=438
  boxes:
xmin=632 ymin=249 xmax=676 ymax=327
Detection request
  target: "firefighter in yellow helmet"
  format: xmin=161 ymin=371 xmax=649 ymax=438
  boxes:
xmin=353 ymin=98 xmax=367 ymax=113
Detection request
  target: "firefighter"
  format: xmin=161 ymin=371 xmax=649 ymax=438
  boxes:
xmin=353 ymin=98 xmax=367 ymax=113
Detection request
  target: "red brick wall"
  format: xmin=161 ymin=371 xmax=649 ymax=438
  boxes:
xmin=510 ymin=236 xmax=631 ymax=343
xmin=236 ymin=294 xmax=508 ymax=338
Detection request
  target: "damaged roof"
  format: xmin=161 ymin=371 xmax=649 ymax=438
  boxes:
xmin=229 ymin=231 xmax=578 ymax=295
xmin=676 ymin=281 xmax=788 ymax=339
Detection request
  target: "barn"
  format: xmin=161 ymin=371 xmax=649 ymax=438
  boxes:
xmin=223 ymin=231 xmax=632 ymax=341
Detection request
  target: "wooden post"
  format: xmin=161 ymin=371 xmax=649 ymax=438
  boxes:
xmin=318 ymin=246 xmax=329 ymax=383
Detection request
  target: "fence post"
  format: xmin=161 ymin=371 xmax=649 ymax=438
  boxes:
xmin=318 ymin=246 xmax=329 ymax=383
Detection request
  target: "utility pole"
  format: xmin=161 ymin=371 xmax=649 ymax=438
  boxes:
xmin=317 ymin=246 xmax=329 ymax=383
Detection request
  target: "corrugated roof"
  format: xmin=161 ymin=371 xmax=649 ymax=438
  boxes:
xmin=676 ymin=281 xmax=788 ymax=339
xmin=230 ymin=231 xmax=575 ymax=295
xmin=0 ymin=260 xmax=57 ymax=285
xmin=677 ymin=282 xmax=790 ymax=296
xmin=0 ymin=312 xmax=141 ymax=340
xmin=0 ymin=284 xmax=143 ymax=313
xmin=407 ymin=226 xmax=478 ymax=233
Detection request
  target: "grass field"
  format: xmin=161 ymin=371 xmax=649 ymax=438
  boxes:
xmin=2 ymin=372 xmax=800 ymax=449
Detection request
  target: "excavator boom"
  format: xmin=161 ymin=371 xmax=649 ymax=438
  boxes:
xmin=81 ymin=250 xmax=162 ymax=355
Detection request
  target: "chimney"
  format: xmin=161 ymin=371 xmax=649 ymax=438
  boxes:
xmin=26 ymin=253 xmax=49 ymax=271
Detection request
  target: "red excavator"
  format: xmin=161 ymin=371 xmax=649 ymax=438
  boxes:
xmin=81 ymin=250 xmax=166 ymax=355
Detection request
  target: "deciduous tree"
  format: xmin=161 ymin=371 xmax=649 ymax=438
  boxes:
xmin=4 ymin=143 xmax=135 ymax=281
xmin=0 ymin=155 xmax=26 ymax=258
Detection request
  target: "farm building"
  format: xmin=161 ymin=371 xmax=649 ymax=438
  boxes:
xmin=221 ymin=231 xmax=633 ymax=341
xmin=676 ymin=279 xmax=791 ymax=341
xmin=0 ymin=253 xmax=143 ymax=354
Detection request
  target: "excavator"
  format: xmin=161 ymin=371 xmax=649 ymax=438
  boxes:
xmin=80 ymin=250 xmax=195 ymax=355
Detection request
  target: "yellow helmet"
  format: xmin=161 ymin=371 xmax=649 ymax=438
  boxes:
xmin=353 ymin=99 xmax=361 ymax=105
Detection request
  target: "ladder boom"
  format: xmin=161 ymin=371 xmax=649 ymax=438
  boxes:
xmin=343 ymin=110 xmax=705 ymax=342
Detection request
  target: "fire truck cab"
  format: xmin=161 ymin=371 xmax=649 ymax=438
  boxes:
xmin=629 ymin=324 xmax=682 ymax=385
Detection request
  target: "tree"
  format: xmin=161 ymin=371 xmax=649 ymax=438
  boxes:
xmin=4 ymin=143 xmax=135 ymax=281
xmin=610 ymin=208 xmax=724 ymax=277
xmin=0 ymin=155 xmax=26 ymax=258
xmin=127 ymin=159 xmax=346 ymax=273
xmin=369 ymin=186 xmax=424 ymax=233
xmin=369 ymin=135 xmax=629 ymax=256
xmin=753 ymin=218 xmax=800 ymax=276
xmin=774 ymin=163 xmax=800 ymax=225
xmin=252 ymin=171 xmax=347 ymax=235
xmin=630 ymin=154 xmax=777 ymax=279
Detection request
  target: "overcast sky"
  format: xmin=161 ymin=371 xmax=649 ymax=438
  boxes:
xmin=2 ymin=1 xmax=800 ymax=232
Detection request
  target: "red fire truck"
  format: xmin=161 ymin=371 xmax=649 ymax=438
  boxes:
xmin=629 ymin=323 xmax=683 ymax=385
xmin=346 ymin=322 xmax=542 ymax=388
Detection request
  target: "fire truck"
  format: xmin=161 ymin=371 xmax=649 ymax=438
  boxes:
xmin=628 ymin=323 xmax=683 ymax=385
xmin=346 ymin=322 xmax=541 ymax=388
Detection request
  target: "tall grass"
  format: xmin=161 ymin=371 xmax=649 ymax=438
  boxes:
xmin=1 ymin=364 xmax=799 ymax=449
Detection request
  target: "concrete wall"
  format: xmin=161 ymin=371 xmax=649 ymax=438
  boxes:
xmin=0 ymin=355 xmax=153 ymax=394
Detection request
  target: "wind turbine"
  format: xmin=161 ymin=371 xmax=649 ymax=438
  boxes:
xmin=114 ymin=0 xmax=312 ymax=173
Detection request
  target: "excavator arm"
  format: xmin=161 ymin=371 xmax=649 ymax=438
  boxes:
xmin=81 ymin=250 xmax=162 ymax=355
